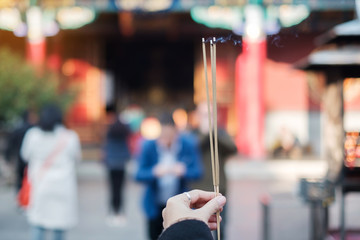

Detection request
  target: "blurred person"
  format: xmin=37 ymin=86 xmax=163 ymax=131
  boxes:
xmin=102 ymin=111 xmax=131 ymax=226
xmin=135 ymin=112 xmax=203 ymax=240
xmin=120 ymin=104 xmax=145 ymax=156
xmin=272 ymin=126 xmax=302 ymax=159
xmin=20 ymin=104 xmax=81 ymax=240
xmin=159 ymin=189 xmax=226 ymax=240
xmin=190 ymin=102 xmax=238 ymax=240
xmin=5 ymin=109 xmax=37 ymax=192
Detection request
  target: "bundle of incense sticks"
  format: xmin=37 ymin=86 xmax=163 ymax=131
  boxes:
xmin=202 ymin=37 xmax=220 ymax=240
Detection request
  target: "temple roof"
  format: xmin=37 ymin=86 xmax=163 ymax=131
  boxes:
xmin=316 ymin=19 xmax=360 ymax=45
xmin=295 ymin=45 xmax=360 ymax=78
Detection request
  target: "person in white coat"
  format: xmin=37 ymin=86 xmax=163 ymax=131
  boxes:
xmin=21 ymin=104 xmax=81 ymax=240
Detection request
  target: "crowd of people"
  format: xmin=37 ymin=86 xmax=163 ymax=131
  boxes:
xmin=3 ymin=102 xmax=238 ymax=240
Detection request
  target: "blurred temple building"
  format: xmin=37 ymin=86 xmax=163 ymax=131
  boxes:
xmin=0 ymin=0 xmax=359 ymax=159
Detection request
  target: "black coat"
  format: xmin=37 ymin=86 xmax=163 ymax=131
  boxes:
xmin=158 ymin=220 xmax=213 ymax=240
xmin=5 ymin=122 xmax=33 ymax=191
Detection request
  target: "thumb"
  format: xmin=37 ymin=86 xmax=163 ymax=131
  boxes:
xmin=199 ymin=195 xmax=226 ymax=219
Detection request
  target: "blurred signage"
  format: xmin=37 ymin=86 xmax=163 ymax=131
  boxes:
xmin=0 ymin=7 xmax=60 ymax=37
xmin=57 ymin=7 xmax=95 ymax=29
xmin=0 ymin=8 xmax=21 ymax=31
xmin=277 ymin=4 xmax=309 ymax=27
xmin=115 ymin=0 xmax=172 ymax=12
xmin=191 ymin=4 xmax=308 ymax=35
xmin=190 ymin=6 xmax=243 ymax=31
xmin=0 ymin=5 xmax=94 ymax=36
xmin=0 ymin=0 xmax=355 ymax=12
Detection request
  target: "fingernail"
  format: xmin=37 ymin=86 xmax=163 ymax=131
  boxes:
xmin=216 ymin=196 xmax=226 ymax=206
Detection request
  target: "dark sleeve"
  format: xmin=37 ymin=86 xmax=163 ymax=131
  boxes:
xmin=5 ymin=128 xmax=22 ymax=162
xmin=218 ymin=129 xmax=237 ymax=159
xmin=158 ymin=220 xmax=213 ymax=240
xmin=4 ymin=131 xmax=15 ymax=162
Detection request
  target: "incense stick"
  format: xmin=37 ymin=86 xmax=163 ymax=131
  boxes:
xmin=209 ymin=38 xmax=220 ymax=240
xmin=211 ymin=38 xmax=221 ymax=240
xmin=210 ymin=39 xmax=219 ymax=190
xmin=212 ymin=37 xmax=219 ymax=189
xmin=202 ymin=37 xmax=221 ymax=239
xmin=202 ymin=38 xmax=216 ymax=188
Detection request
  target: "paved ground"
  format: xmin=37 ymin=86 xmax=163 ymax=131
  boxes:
xmin=0 ymin=160 xmax=147 ymax=240
xmin=1 ymin=156 xmax=360 ymax=240
xmin=226 ymin=159 xmax=360 ymax=240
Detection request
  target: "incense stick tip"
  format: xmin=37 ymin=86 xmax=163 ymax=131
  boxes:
xmin=202 ymin=38 xmax=205 ymax=43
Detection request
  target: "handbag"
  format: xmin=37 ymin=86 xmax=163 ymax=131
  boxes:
xmin=17 ymin=133 xmax=69 ymax=208
xmin=17 ymin=167 xmax=31 ymax=208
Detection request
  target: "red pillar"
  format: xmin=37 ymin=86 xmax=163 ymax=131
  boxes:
xmin=26 ymin=6 xmax=46 ymax=69
xmin=235 ymin=30 xmax=266 ymax=159
xmin=26 ymin=40 xmax=46 ymax=66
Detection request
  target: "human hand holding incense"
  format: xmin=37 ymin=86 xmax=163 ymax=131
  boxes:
xmin=162 ymin=190 xmax=226 ymax=230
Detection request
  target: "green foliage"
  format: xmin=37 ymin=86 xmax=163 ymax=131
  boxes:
xmin=0 ymin=47 xmax=76 ymax=126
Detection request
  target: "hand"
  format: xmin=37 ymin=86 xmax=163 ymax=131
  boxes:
xmin=172 ymin=162 xmax=186 ymax=176
xmin=153 ymin=163 xmax=170 ymax=177
xmin=162 ymin=189 xmax=226 ymax=230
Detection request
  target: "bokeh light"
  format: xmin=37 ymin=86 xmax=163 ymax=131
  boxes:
xmin=140 ymin=117 xmax=161 ymax=140
xmin=62 ymin=60 xmax=76 ymax=77
xmin=172 ymin=108 xmax=188 ymax=131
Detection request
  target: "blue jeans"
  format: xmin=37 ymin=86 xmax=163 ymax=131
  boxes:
xmin=31 ymin=226 xmax=65 ymax=240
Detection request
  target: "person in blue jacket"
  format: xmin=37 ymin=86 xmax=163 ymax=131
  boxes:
xmin=135 ymin=112 xmax=203 ymax=240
